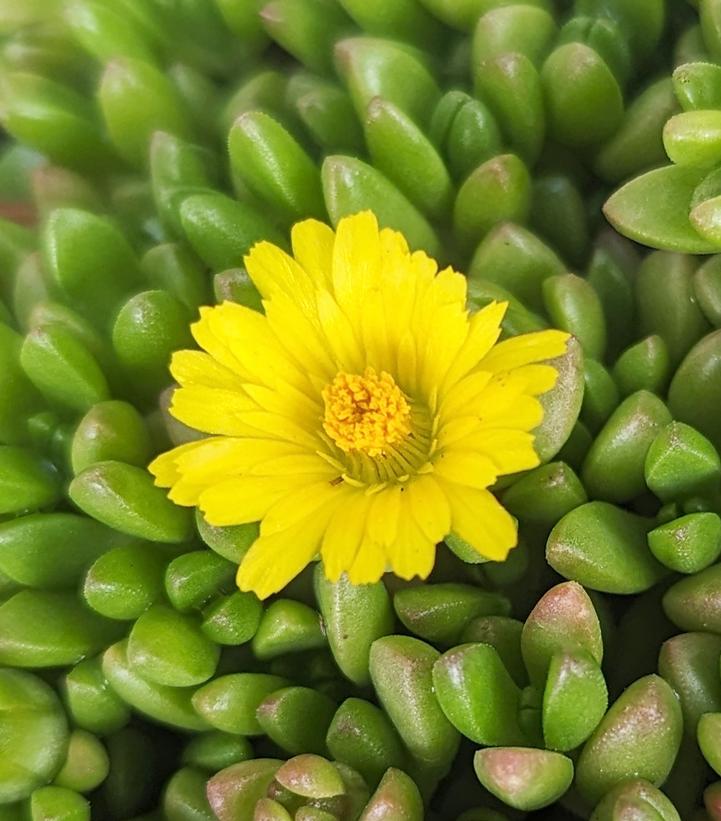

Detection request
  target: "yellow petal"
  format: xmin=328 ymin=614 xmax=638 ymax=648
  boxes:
xmin=260 ymin=480 xmax=346 ymax=536
xmin=331 ymin=210 xmax=381 ymax=322
xmin=317 ymin=289 xmax=363 ymax=372
xmin=440 ymin=369 xmax=548 ymax=429
xmin=291 ymin=218 xmax=335 ymax=290
xmin=381 ymin=257 xmax=422 ymax=364
xmin=509 ymin=364 xmax=560 ymax=396
xmin=244 ymin=239 xmax=316 ymax=312
xmin=407 ymin=475 xmax=451 ymax=543
xmin=436 ymin=415 xmax=483 ymax=449
xmin=170 ymin=386 xmax=257 ymax=436
xmin=396 ymin=330 xmax=418 ymax=395
xmin=264 ymin=291 xmax=336 ymax=380
xmin=438 ymin=371 xmax=493 ymax=421
xmin=320 ymin=489 xmax=371 ymax=581
xmin=148 ymin=439 xmax=208 ymax=487
xmin=205 ymin=301 xmax=308 ymax=391
xmin=236 ymin=502 xmax=336 ymax=599
xmin=242 ymin=382 xmax=322 ymax=427
xmin=175 ymin=437 xmax=305 ymax=484
xmin=443 ymin=482 xmax=518 ymax=561
xmin=441 ymin=301 xmax=507 ymax=391
xmin=479 ymin=329 xmax=569 ymax=373
xmin=476 ymin=395 xmax=544 ymax=432
xmin=433 ymin=449 xmax=498 ymax=490
xmin=367 ymin=484 xmax=402 ymax=547
xmin=360 ymin=287 xmax=392 ymax=373
xmin=198 ymin=475 xmax=302 ymax=526
xmin=234 ymin=410 xmax=322 ymax=450
xmin=410 ymin=260 xmax=453 ymax=338
xmin=170 ymin=350 xmax=245 ymax=391
xmin=191 ymin=306 xmax=246 ymax=377
xmin=460 ymin=428 xmax=541 ymax=475
xmin=248 ymin=452 xmax=337 ymax=477
xmin=347 ymin=539 xmax=388 ymax=585
xmin=379 ymin=225 xmax=409 ymax=257
xmin=386 ymin=501 xmax=436 ymax=581
xmin=417 ymin=301 xmax=469 ymax=400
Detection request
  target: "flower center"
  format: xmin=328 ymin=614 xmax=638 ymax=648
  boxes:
xmin=322 ymin=367 xmax=412 ymax=457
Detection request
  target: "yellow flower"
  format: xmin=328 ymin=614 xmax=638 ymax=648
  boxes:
xmin=150 ymin=211 xmax=569 ymax=599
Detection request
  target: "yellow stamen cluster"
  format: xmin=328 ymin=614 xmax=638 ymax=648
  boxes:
xmin=322 ymin=367 xmax=412 ymax=457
